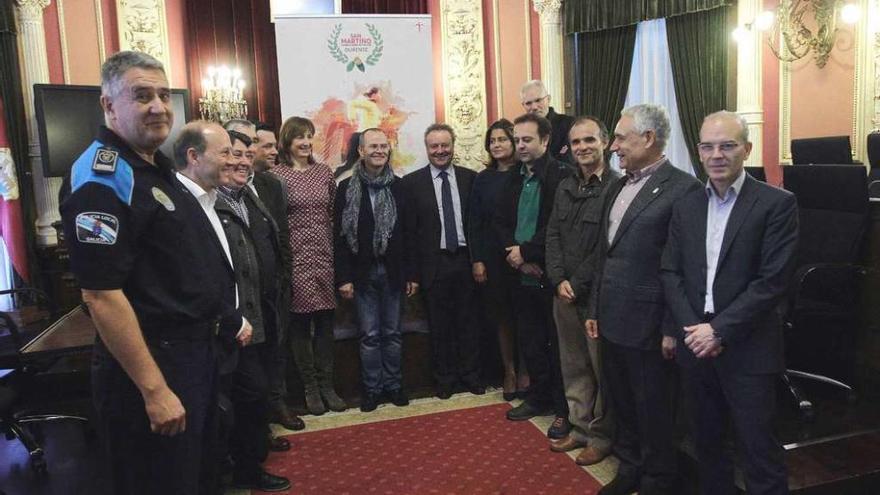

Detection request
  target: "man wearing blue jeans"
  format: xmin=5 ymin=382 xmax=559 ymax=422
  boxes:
xmin=334 ymin=128 xmax=414 ymax=412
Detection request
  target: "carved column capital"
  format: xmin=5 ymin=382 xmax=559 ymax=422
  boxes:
xmin=532 ymin=0 xmax=562 ymax=20
xmin=532 ymin=0 xmax=565 ymax=107
xmin=15 ymin=0 xmax=50 ymax=20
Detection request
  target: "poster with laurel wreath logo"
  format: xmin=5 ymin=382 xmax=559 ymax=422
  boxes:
xmin=275 ymin=15 xmax=435 ymax=175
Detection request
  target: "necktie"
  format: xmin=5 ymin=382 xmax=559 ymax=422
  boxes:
xmin=440 ymin=170 xmax=458 ymax=252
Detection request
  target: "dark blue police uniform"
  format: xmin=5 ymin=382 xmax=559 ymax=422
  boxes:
xmin=60 ymin=126 xmax=236 ymax=495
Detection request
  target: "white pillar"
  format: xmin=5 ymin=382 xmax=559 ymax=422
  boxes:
xmin=15 ymin=0 xmax=60 ymax=246
xmin=533 ymin=0 xmax=565 ymax=109
xmin=736 ymin=0 xmax=764 ymax=166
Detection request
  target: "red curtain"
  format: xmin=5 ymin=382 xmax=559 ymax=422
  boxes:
xmin=342 ymin=0 xmax=428 ymax=14
xmin=184 ymin=0 xmax=281 ymax=130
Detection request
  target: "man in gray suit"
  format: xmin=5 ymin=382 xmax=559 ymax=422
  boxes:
xmin=661 ymin=111 xmax=796 ymax=495
xmin=586 ymin=104 xmax=701 ymax=495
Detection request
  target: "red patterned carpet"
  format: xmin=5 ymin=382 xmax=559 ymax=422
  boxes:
xmin=263 ymin=403 xmax=603 ymax=494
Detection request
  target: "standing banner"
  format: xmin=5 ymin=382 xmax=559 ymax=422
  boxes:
xmin=275 ymin=15 xmax=435 ymax=176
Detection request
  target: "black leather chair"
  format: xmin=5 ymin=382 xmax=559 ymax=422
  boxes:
xmin=791 ymin=136 xmax=854 ymax=165
xmin=744 ymin=166 xmax=766 ymax=182
xmin=0 ymin=288 xmax=87 ymax=474
xmin=867 ymin=131 xmax=880 ymax=169
xmin=781 ymin=165 xmax=868 ymax=419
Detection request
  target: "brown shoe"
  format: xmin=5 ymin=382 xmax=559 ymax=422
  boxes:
xmin=270 ymin=404 xmax=306 ymax=431
xmin=575 ymin=445 xmax=608 ymax=466
xmin=549 ymin=435 xmax=587 ymax=453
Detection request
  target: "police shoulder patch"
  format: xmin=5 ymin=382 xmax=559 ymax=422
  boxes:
xmin=75 ymin=212 xmax=119 ymax=245
xmin=92 ymin=148 xmax=118 ymax=174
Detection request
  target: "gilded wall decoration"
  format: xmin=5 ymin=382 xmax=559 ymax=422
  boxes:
xmin=440 ymin=0 xmax=488 ymax=169
xmin=116 ymin=0 xmax=171 ymax=79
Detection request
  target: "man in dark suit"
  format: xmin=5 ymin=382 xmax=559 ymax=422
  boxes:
xmin=495 ymin=113 xmax=572 ymax=439
xmin=335 ymin=128 xmax=413 ymax=412
xmin=223 ymin=119 xmax=302 ymax=432
xmin=661 ymin=111 xmax=797 ymax=495
xmin=586 ymin=104 xmax=701 ymax=495
xmin=253 ymin=121 xmax=279 ymax=173
xmin=402 ymin=123 xmax=483 ymax=399
xmin=521 ymin=80 xmax=575 ymax=162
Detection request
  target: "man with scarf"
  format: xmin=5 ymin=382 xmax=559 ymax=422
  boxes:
xmin=334 ymin=128 xmax=413 ymax=412
xmin=215 ymin=130 xmax=291 ymax=492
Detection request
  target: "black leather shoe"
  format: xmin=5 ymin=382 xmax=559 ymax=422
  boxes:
xmin=547 ymin=415 xmax=572 ymax=439
xmin=506 ymin=401 xmax=551 ymax=421
xmin=232 ymin=471 xmax=291 ymax=492
xmin=268 ymin=435 xmax=291 ymax=452
xmin=597 ymin=474 xmax=640 ymax=495
xmin=436 ymin=384 xmax=453 ymax=400
xmin=388 ymin=388 xmax=409 ymax=407
xmin=360 ymin=392 xmax=380 ymax=412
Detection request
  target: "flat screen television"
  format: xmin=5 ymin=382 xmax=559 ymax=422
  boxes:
xmin=33 ymin=84 xmax=191 ymax=177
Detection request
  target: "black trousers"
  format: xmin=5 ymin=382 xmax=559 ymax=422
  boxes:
xmin=423 ymin=250 xmax=481 ymax=387
xmin=683 ymin=363 xmax=788 ymax=495
xmin=227 ymin=343 xmax=271 ymax=480
xmin=512 ymin=284 xmax=567 ymax=416
xmin=92 ymin=338 xmax=217 ymax=495
xmin=602 ymin=337 xmax=678 ymax=492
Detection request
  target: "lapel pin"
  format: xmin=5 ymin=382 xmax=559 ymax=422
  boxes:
xmin=652 ymin=187 xmax=660 ymax=194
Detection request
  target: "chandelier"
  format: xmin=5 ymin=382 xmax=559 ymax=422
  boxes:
xmin=733 ymin=0 xmax=861 ymax=68
xmin=199 ymin=66 xmax=247 ymax=123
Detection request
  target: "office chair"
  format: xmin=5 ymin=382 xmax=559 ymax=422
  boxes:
xmin=790 ymin=136 xmax=854 ymax=165
xmin=867 ymin=132 xmax=880 ymax=169
xmin=744 ymin=166 xmax=766 ymax=182
xmin=870 ymin=180 xmax=880 ymax=199
xmin=0 ymin=288 xmax=88 ymax=474
xmin=781 ymin=165 xmax=868 ymax=419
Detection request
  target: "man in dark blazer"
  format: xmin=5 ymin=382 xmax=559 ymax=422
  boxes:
xmin=402 ymin=123 xmax=483 ymax=399
xmin=223 ymin=118 xmax=301 ymax=432
xmin=495 ymin=113 xmax=572 ymax=438
xmin=661 ymin=111 xmax=797 ymax=495
xmin=521 ymin=79 xmax=575 ymax=162
xmin=335 ymin=128 xmax=413 ymax=412
xmin=586 ymin=104 xmax=701 ymax=495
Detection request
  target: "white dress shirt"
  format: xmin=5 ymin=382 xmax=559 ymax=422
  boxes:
xmin=429 ymin=164 xmax=467 ymax=249
xmin=176 ymin=172 xmax=240 ymax=308
xmin=704 ymin=170 xmax=747 ymax=313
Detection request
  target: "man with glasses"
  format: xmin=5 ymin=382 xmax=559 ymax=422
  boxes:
xmin=520 ymin=80 xmax=575 ymax=162
xmin=661 ymin=111 xmax=797 ymax=495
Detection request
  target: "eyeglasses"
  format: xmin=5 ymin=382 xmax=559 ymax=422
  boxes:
xmin=521 ymin=95 xmax=549 ymax=107
xmin=697 ymin=141 xmax=741 ymax=154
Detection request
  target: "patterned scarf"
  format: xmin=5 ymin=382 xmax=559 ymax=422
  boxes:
xmin=340 ymin=161 xmax=396 ymax=256
xmin=217 ymin=185 xmax=250 ymax=227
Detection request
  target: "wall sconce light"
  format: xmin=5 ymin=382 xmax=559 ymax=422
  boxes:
xmin=734 ymin=0 xmax=860 ymax=68
xmin=199 ymin=65 xmax=248 ymax=123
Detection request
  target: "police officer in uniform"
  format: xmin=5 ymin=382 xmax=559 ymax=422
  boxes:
xmin=60 ymin=51 xmax=244 ymax=494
